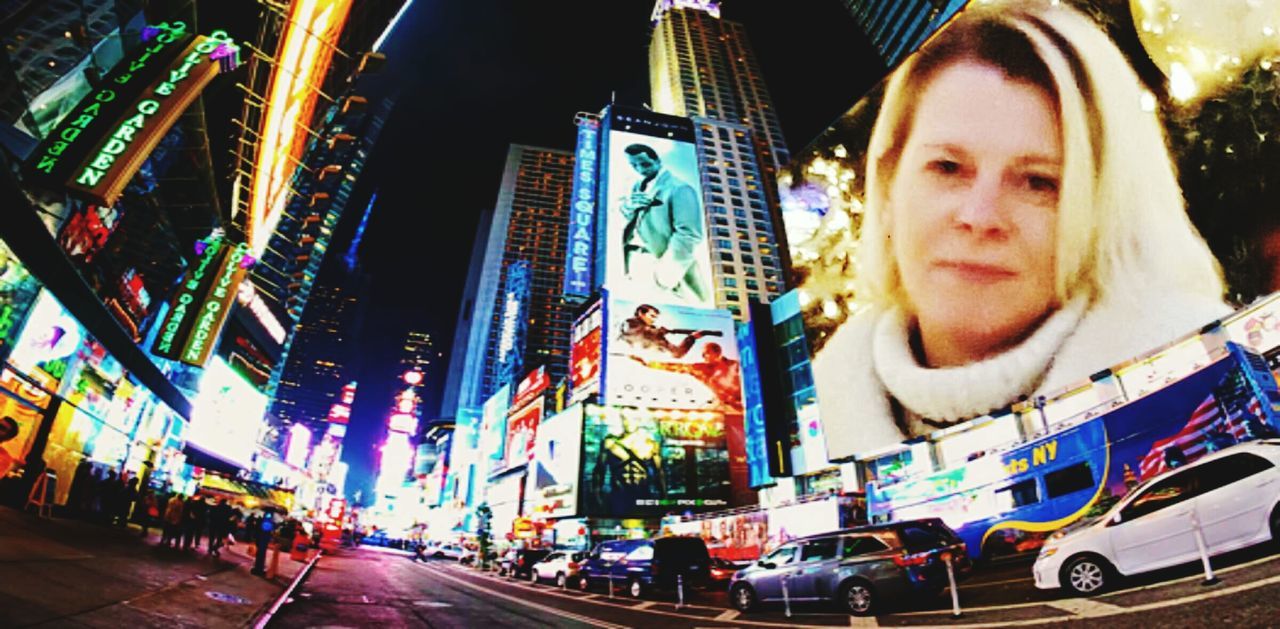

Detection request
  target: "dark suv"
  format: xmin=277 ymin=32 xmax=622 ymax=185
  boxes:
xmin=728 ymin=518 xmax=969 ymax=616
xmin=500 ymin=548 xmax=552 ymax=580
xmin=578 ymin=536 xmax=711 ymax=598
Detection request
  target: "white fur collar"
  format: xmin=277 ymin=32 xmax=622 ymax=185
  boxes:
xmin=872 ymin=298 xmax=1088 ymax=429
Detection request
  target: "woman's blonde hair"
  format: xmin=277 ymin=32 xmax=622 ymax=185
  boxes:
xmin=857 ymin=0 xmax=1224 ymax=309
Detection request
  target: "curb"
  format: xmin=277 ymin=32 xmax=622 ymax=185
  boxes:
xmin=250 ymin=550 xmax=322 ymax=629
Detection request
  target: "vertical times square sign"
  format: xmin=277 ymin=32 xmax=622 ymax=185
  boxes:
xmin=562 ymin=115 xmax=598 ymax=297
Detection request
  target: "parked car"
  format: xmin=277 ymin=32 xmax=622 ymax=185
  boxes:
xmin=430 ymin=543 xmax=468 ymax=560
xmin=578 ymin=536 xmax=712 ymax=598
xmin=531 ymin=550 xmax=588 ymax=587
xmin=499 ymin=548 xmax=552 ymax=579
xmin=1034 ymin=440 xmax=1280 ymax=595
xmin=728 ymin=518 xmax=969 ymax=616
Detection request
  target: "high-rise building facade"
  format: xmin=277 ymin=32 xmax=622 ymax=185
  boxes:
xmin=646 ymin=1 xmax=793 ymax=316
xmin=649 ymin=1 xmax=789 ymax=173
xmin=444 ymin=145 xmax=574 ymax=419
xmin=270 ymin=268 xmax=369 ymax=431
xmin=841 ymin=0 xmax=969 ymax=69
xmin=399 ymin=330 xmax=435 ymax=376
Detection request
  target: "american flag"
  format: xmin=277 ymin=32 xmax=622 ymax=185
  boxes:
xmin=1138 ymin=394 xmax=1258 ymax=479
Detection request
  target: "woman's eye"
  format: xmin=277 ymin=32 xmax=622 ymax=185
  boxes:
xmin=927 ymin=159 xmax=961 ymax=175
xmin=1026 ymin=174 xmax=1060 ymax=194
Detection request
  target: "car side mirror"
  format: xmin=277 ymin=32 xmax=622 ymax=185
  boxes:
xmin=1110 ymin=513 xmax=1122 ymax=525
xmin=759 ymin=561 xmax=775 ymax=570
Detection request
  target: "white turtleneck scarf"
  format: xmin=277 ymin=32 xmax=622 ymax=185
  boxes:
xmin=873 ymin=297 xmax=1089 ymax=434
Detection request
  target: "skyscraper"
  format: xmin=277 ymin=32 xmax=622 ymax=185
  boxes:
xmin=645 ymin=2 xmax=792 ymax=316
xmin=399 ymin=330 xmax=435 ymax=377
xmin=648 ymin=0 xmax=789 ymax=173
xmin=270 ymin=267 xmax=369 ymax=432
xmin=841 ymin=0 xmax=969 ymax=69
xmin=442 ymin=145 xmax=574 ymax=419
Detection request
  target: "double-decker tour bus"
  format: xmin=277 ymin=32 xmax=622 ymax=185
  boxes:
xmin=863 ymin=294 xmax=1280 ymax=560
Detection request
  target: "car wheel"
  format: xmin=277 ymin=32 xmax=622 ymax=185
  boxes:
xmin=433 ymin=551 xmax=444 ymax=558
xmin=556 ymin=572 xmax=567 ymax=588
xmin=628 ymin=578 xmax=644 ymax=599
xmin=1062 ymin=555 xmax=1112 ymax=596
xmin=730 ymin=583 xmax=756 ymax=612
xmin=839 ymin=579 xmax=876 ymax=616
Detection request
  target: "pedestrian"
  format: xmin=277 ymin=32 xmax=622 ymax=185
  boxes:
xmin=116 ymin=477 xmax=138 ymax=527
xmin=98 ymin=470 xmax=119 ymax=524
xmin=162 ymin=493 xmax=184 ymax=548
xmin=182 ymin=494 xmax=207 ymax=551
xmin=250 ymin=510 xmax=276 ymax=576
xmin=68 ymin=457 xmax=92 ymax=517
xmin=139 ymin=488 xmax=160 ymax=538
xmin=207 ymin=499 xmax=232 ymax=557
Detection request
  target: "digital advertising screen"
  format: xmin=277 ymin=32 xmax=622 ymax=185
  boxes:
xmin=604 ymin=294 xmax=742 ymax=412
xmin=664 ymin=510 xmax=769 ymax=561
xmin=188 ymin=357 xmax=267 ymax=469
xmin=580 ymin=404 xmax=729 ymax=518
xmin=502 ymin=399 xmax=543 ymax=472
xmin=526 ymin=405 xmax=585 ymax=519
xmin=569 ymin=299 xmax=603 ymax=403
xmin=602 ymin=107 xmax=712 ymax=308
xmin=792 ymin=1 xmax=1280 ymax=462
xmin=0 ymin=243 xmax=45 ymax=364
xmin=479 ymin=384 xmax=511 ymax=478
xmin=9 ymin=290 xmax=85 ymax=385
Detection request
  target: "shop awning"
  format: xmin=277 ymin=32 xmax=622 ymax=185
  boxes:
xmin=197 ymin=473 xmax=295 ymax=512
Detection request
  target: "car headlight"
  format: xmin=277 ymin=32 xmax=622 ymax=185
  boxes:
xmin=1039 ymin=547 xmax=1058 ymax=559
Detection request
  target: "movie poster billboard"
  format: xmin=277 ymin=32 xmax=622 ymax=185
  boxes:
xmin=526 ymin=405 xmax=585 ymax=519
xmin=664 ymin=510 xmax=769 ymax=561
xmin=602 ymin=106 xmax=712 ymax=308
xmin=794 ymin=1 xmax=1280 ymax=462
xmin=580 ymin=404 xmax=729 ymax=517
xmin=502 ymin=400 xmax=542 ymax=471
xmin=603 ymin=294 xmax=742 ymax=412
xmin=569 ymin=299 xmax=603 ymax=403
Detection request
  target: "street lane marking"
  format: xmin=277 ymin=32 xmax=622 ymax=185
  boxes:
xmin=849 ymin=614 xmax=880 ymax=627
xmin=415 ymin=563 xmax=628 ymax=629
xmin=1045 ymin=599 xmax=1127 ymax=615
xmin=714 ymin=610 xmax=739 ymax=621
xmin=634 ymin=602 xmax=655 ymax=609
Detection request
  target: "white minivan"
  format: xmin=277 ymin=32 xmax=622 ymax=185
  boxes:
xmin=1034 ymin=440 xmax=1280 ymax=595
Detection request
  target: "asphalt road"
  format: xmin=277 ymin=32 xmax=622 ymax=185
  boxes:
xmin=269 ymin=543 xmax=1280 ymax=628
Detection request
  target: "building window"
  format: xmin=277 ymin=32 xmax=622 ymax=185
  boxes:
xmin=723 ymin=277 xmax=738 ymax=287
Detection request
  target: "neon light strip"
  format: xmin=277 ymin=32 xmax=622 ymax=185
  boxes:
xmin=372 ymin=0 xmax=413 ymax=52
xmin=248 ymin=0 xmax=353 ymax=255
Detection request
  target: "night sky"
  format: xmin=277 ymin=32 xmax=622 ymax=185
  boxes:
xmin=294 ymin=0 xmax=886 ymax=504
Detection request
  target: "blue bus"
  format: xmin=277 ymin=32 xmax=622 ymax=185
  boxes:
xmin=866 ymin=342 xmax=1280 ymax=560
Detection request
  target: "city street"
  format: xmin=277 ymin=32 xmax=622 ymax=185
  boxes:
xmin=0 ymin=506 xmax=304 ymax=628
xmin=271 ymin=544 xmax=1280 ymax=628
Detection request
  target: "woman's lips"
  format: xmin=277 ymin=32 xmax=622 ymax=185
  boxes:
xmin=933 ymin=260 xmax=1017 ymax=283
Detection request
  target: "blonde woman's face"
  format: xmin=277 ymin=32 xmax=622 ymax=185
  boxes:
xmin=888 ymin=61 xmax=1061 ymax=364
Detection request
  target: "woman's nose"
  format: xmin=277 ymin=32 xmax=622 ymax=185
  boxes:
xmin=952 ymin=174 xmax=1008 ymax=235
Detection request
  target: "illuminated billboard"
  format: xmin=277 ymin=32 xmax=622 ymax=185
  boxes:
xmin=735 ymin=319 xmax=773 ymax=489
xmin=494 ymin=260 xmax=532 ymax=391
xmin=0 ymin=240 xmax=42 ymax=361
xmin=563 ymin=115 xmax=599 ymax=297
xmin=188 ymin=357 xmax=267 ymax=469
xmin=792 ymin=2 xmax=1280 ymax=461
xmin=502 ymin=400 xmax=542 ymax=471
xmin=479 ymin=384 xmax=511 ymax=477
xmin=248 ymin=0 xmax=355 ymax=255
xmin=603 ymin=293 xmax=742 ymax=412
xmin=602 ymin=107 xmax=712 ymax=308
xmin=151 ymin=238 xmax=252 ymax=367
xmin=569 ymin=299 xmax=603 ymax=403
xmin=580 ymin=404 xmax=729 ymax=517
xmin=527 ymin=405 xmax=584 ymax=519
xmin=9 ymin=290 xmax=85 ymax=384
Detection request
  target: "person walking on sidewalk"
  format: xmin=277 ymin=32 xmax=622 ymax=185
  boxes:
xmin=162 ymin=493 xmax=184 ymax=548
xmin=250 ymin=510 xmax=276 ymax=576
xmin=114 ymin=477 xmax=138 ymax=527
xmin=138 ymin=488 xmax=160 ymax=538
xmin=181 ymin=494 xmax=206 ymax=551
xmin=207 ymin=499 xmax=232 ymax=557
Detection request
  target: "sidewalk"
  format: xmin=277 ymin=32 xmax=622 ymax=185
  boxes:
xmin=0 ymin=506 xmax=308 ymax=628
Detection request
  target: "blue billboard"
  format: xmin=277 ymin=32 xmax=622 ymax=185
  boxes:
xmin=736 ymin=319 xmax=774 ymax=489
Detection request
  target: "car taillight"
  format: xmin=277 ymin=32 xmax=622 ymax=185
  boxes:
xmin=568 ymin=562 xmax=579 ymax=570
xmin=518 ymin=558 xmax=525 ymax=567
xmin=893 ymin=552 xmax=930 ymax=567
